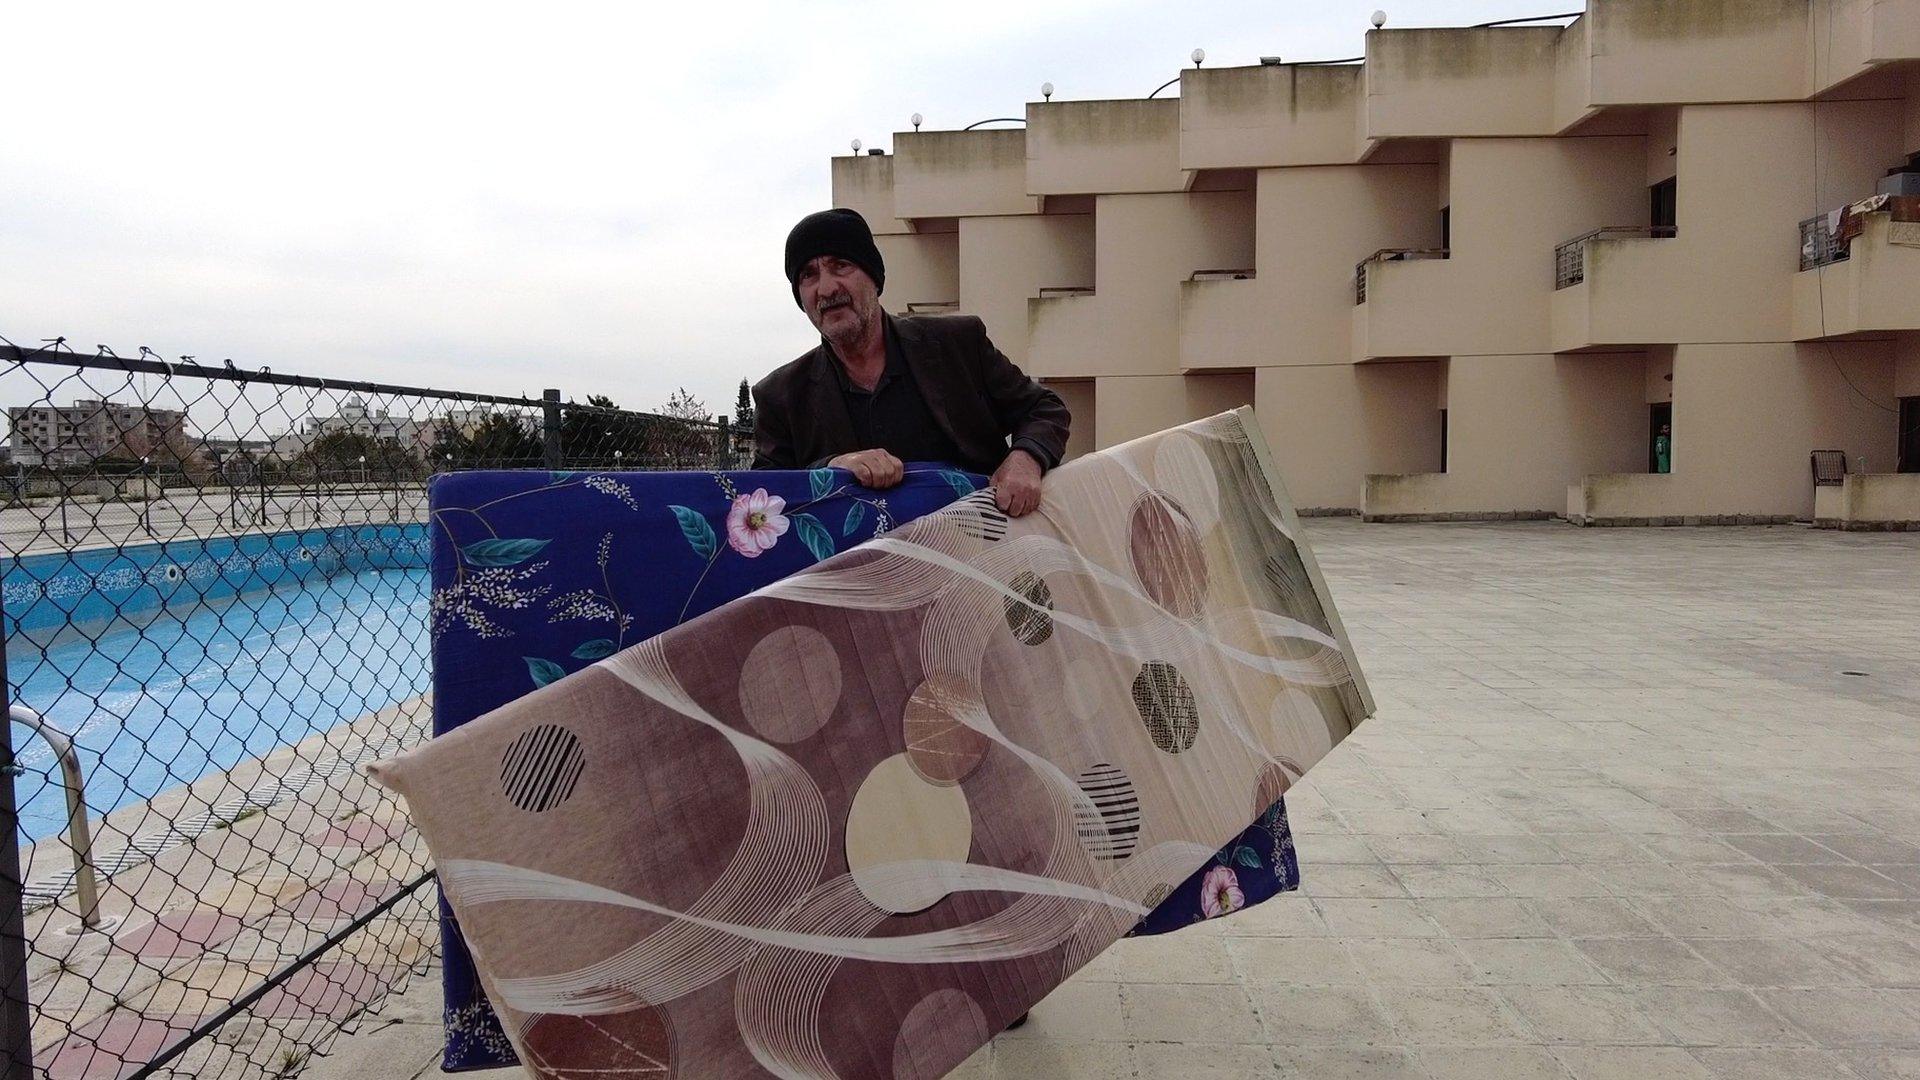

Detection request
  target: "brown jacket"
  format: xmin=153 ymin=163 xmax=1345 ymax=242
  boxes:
xmin=751 ymin=313 xmax=1070 ymax=474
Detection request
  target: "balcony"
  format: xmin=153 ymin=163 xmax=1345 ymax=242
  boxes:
xmin=1363 ymin=27 xmax=1562 ymax=140
xmin=1791 ymin=197 xmax=1920 ymax=340
xmin=1814 ymin=474 xmax=1920 ymax=531
xmin=1178 ymin=269 xmax=1261 ymax=372
xmin=1350 ymin=249 xmax=1449 ymax=361
xmin=1025 ymin=99 xmax=1183 ymax=196
xmin=1548 ymin=226 xmax=1678 ymax=352
xmin=1352 ymin=248 xmax=1446 ymax=305
xmin=1362 ymin=473 xmax=1559 ymax=522
xmin=829 ymin=153 xmax=910 ymax=235
xmin=1585 ymin=0 xmax=1810 ymax=107
xmin=1567 ymin=474 xmax=1682 ymax=526
xmin=1178 ymin=63 xmax=1363 ymax=169
xmin=1553 ymin=226 xmax=1675 ymax=290
xmin=892 ymin=130 xmax=1040 ymax=220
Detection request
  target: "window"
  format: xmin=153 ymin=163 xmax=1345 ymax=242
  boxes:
xmin=1650 ymin=178 xmax=1677 ymax=232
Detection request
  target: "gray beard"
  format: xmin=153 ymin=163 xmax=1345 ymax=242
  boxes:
xmin=821 ymin=306 xmax=872 ymax=351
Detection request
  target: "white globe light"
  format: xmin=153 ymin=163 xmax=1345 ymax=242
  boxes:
xmin=911 ymin=112 xmax=923 ymax=128
xmin=851 ymin=138 xmax=862 ymax=153
xmin=1041 ymin=81 xmax=1054 ymax=100
xmin=1372 ymin=10 xmax=1387 ymax=27
xmin=1191 ymin=47 xmax=1206 ymax=65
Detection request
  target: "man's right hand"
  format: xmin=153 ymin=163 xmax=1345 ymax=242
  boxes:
xmin=828 ymin=449 xmax=905 ymax=489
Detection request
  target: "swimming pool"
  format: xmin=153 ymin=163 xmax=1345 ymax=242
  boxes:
xmin=5 ymin=526 xmax=431 ymax=843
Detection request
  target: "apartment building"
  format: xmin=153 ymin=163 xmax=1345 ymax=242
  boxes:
xmin=829 ymin=0 xmax=1920 ymax=525
xmin=7 ymin=399 xmax=190 ymax=468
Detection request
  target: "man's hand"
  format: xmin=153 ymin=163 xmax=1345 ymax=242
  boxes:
xmin=990 ymin=449 xmax=1044 ymax=517
xmin=829 ymin=449 xmax=905 ymax=489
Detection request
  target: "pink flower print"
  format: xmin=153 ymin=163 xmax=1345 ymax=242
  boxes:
xmin=1199 ymin=865 xmax=1245 ymax=919
xmin=726 ymin=488 xmax=789 ymax=557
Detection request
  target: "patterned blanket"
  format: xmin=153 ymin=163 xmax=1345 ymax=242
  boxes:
xmin=405 ymin=410 xmax=1367 ymax=1074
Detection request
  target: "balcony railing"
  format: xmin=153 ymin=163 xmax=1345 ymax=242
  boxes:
xmin=1553 ymin=226 xmax=1676 ymax=290
xmin=905 ymin=301 xmax=960 ymax=314
xmin=1189 ymin=268 xmax=1255 ymax=282
xmin=1036 ymin=286 xmax=1095 ymax=299
xmin=1353 ymin=249 xmax=1448 ymax=305
xmin=1799 ymin=212 xmax=1849 ymax=271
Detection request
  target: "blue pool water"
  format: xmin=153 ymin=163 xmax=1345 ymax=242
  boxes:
xmin=5 ymin=527 xmax=431 ymax=844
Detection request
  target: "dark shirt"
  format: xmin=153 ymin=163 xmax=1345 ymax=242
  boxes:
xmin=828 ymin=324 xmax=969 ymax=467
xmin=826 ymin=324 xmax=1056 ymax=474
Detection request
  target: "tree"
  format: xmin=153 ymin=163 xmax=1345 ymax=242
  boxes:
xmin=301 ymin=429 xmax=418 ymax=480
xmin=659 ymin=388 xmax=708 ymax=423
xmin=432 ymin=413 xmax=544 ymax=468
xmin=731 ymin=379 xmax=755 ymax=462
xmin=467 ymin=414 xmax=544 ymax=466
xmin=557 ymin=395 xmax=655 ymax=469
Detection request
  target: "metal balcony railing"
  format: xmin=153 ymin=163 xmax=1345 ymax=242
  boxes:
xmin=1799 ymin=213 xmax=1849 ymax=271
xmin=1811 ymin=449 xmax=1848 ymax=486
xmin=1353 ymin=249 xmax=1448 ymax=305
xmin=1553 ymin=226 xmax=1677 ymax=290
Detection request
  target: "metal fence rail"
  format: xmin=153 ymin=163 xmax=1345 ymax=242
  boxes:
xmin=1353 ymin=248 xmax=1448 ymax=305
xmin=1799 ymin=212 xmax=1850 ymax=271
xmin=1552 ymin=225 xmax=1677 ymax=290
xmin=0 ymin=336 xmax=747 ymax=1079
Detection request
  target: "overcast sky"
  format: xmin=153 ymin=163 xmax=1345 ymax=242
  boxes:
xmin=6 ymin=0 xmax=1557 ymax=422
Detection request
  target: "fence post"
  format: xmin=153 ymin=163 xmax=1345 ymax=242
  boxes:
xmin=716 ymin=416 xmax=732 ymax=471
xmin=542 ymin=390 xmax=563 ymax=470
xmin=1 ymin=629 xmax=33 ymax=1080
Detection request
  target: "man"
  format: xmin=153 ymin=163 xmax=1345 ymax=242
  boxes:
xmin=752 ymin=208 xmax=1069 ymax=517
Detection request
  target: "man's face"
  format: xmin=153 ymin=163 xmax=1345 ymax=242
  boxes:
xmin=797 ymin=255 xmax=880 ymax=340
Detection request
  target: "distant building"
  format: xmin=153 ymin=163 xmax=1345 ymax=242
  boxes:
xmin=269 ymin=395 xmax=441 ymax=460
xmin=305 ymin=395 xmax=424 ymax=445
xmin=830 ymin=0 xmax=1920 ymax=524
xmin=8 ymin=399 xmax=190 ymax=469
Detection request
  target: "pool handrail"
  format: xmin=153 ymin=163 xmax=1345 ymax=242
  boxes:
xmin=8 ymin=705 xmax=109 ymax=931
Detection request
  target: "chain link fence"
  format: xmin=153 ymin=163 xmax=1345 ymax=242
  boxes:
xmin=0 ymin=336 xmax=747 ymax=1079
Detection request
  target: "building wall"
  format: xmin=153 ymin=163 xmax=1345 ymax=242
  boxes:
xmin=1094 ymin=373 xmax=1255 ymax=449
xmin=958 ymin=214 xmax=1094 ymax=367
xmin=1241 ymin=165 xmax=1438 ymax=369
xmin=1440 ymin=354 xmax=1647 ymax=512
xmin=1672 ymin=341 xmax=1895 ymax=516
xmin=1042 ymin=379 xmax=1098 ymax=462
xmin=874 ymin=230 xmax=960 ymax=314
xmin=1030 ymin=190 xmax=1254 ymax=379
xmin=1898 ymin=333 xmax=1920 ymax=397
xmin=1256 ymin=362 xmax=1444 ymax=511
xmin=1360 ymin=135 xmax=1648 ymax=360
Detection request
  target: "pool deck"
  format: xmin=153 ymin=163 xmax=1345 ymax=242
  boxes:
xmin=27 ymin=518 xmax=1920 ymax=1079
xmin=0 ymin=487 xmax=426 ymax=559
xmin=19 ymin=697 xmax=436 ymax=1078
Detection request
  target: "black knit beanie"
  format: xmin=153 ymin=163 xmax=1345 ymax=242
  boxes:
xmin=784 ymin=208 xmax=886 ymax=307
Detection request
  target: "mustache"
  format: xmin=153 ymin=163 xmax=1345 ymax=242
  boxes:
xmin=814 ymin=293 xmax=853 ymax=314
